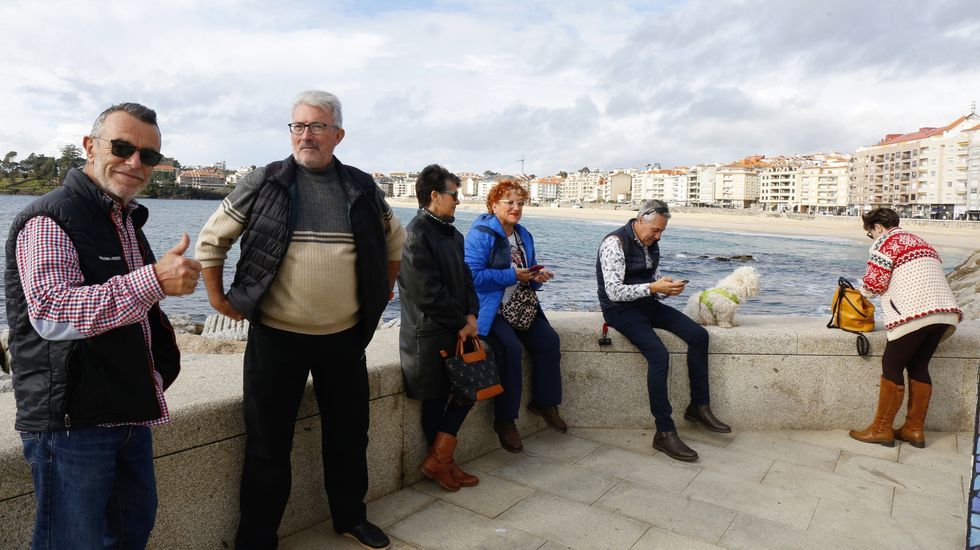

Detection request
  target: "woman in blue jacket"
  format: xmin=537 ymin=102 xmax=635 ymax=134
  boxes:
xmin=464 ymin=178 xmax=565 ymax=453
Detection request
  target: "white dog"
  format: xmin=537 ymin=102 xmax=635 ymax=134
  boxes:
xmin=684 ymin=266 xmax=760 ymax=328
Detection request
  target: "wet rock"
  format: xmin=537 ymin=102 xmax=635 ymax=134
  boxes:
xmin=378 ymin=318 xmax=400 ymax=330
xmin=711 ymin=255 xmax=755 ymax=262
xmin=168 ymin=313 xmax=199 ymax=335
xmin=948 ymin=248 xmax=980 ymax=321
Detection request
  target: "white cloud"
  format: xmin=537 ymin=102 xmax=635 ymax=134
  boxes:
xmin=1 ymin=0 xmax=978 ymax=175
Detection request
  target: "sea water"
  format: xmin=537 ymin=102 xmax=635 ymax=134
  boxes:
xmin=0 ymin=196 xmax=963 ymax=325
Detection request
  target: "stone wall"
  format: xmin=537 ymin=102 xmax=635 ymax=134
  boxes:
xmin=0 ymin=313 xmax=977 ymax=548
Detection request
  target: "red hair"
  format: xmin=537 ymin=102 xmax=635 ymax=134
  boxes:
xmin=485 ymin=178 xmax=529 ymax=213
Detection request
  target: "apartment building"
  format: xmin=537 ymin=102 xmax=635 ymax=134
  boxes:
xmin=560 ymin=170 xmax=607 ymax=203
xmin=798 ymin=156 xmax=850 ymax=214
xmin=688 ymin=164 xmax=719 ymax=205
xmin=969 ymin=132 xmax=980 ymax=219
xmin=714 ymin=156 xmax=765 ymax=208
xmin=606 ymin=170 xmax=633 ymax=202
xmin=758 ymin=160 xmax=800 ymax=212
xmin=850 ymin=112 xmax=980 ymax=219
xmin=177 ymin=168 xmax=226 ymax=189
xmin=529 ymin=176 xmax=561 ymax=202
xmin=631 ymin=169 xmax=686 ymax=204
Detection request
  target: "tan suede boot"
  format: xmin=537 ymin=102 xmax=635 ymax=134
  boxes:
xmin=849 ymin=377 xmax=905 ymax=447
xmin=449 ymin=462 xmax=480 ymax=487
xmin=419 ymin=432 xmax=460 ymax=491
xmin=894 ymin=379 xmax=932 ymax=448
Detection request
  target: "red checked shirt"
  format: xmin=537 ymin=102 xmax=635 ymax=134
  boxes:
xmin=15 ymin=200 xmax=171 ymax=427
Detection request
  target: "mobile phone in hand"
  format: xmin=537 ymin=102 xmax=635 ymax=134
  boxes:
xmin=680 ymin=279 xmax=689 ymax=284
xmin=529 ymin=265 xmax=544 ymax=272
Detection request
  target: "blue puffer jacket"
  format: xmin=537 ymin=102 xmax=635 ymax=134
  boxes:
xmin=464 ymin=213 xmax=542 ymax=336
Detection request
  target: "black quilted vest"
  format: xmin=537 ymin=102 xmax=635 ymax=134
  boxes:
xmin=226 ymin=156 xmax=389 ymax=348
xmin=4 ymin=169 xmax=180 ymax=432
xmin=596 ymin=220 xmax=660 ymax=313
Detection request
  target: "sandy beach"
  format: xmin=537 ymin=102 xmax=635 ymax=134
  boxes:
xmin=391 ymin=198 xmax=979 ymax=263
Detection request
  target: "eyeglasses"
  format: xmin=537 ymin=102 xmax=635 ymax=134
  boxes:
xmin=866 ymin=229 xmax=874 ymax=239
xmin=93 ymin=137 xmax=163 ymax=166
xmin=498 ymin=199 xmax=526 ymax=208
xmin=439 ymin=190 xmax=459 ymax=199
xmin=287 ymin=122 xmax=338 ymax=135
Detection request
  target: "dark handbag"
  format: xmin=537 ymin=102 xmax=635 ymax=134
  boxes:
xmin=443 ymin=337 xmax=504 ymax=403
xmin=500 ymin=283 xmax=539 ymax=331
xmin=827 ymin=277 xmax=876 ymax=356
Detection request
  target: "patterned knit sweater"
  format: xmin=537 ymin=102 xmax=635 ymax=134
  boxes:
xmin=860 ymin=227 xmax=961 ymax=340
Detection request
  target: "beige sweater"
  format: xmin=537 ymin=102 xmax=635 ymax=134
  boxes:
xmin=195 ymin=162 xmax=405 ymax=335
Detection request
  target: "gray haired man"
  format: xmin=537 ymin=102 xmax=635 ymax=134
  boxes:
xmin=196 ymin=91 xmax=405 ymax=549
xmin=596 ymin=200 xmax=731 ymax=462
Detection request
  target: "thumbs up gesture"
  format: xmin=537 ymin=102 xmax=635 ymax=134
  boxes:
xmin=153 ymin=233 xmax=202 ymax=296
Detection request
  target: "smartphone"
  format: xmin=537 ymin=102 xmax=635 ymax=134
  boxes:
xmin=680 ymin=279 xmax=689 ymax=284
xmin=529 ymin=265 xmax=544 ymax=272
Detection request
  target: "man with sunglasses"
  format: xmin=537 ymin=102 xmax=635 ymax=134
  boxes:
xmin=596 ymin=199 xmax=731 ymax=462
xmin=196 ymin=90 xmax=405 ymax=549
xmin=5 ymin=103 xmax=201 ymax=547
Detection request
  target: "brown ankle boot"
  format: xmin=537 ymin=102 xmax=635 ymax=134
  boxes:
xmin=449 ymin=463 xmax=480 ymax=487
xmin=419 ymin=432 xmax=460 ymax=491
xmin=849 ymin=377 xmax=905 ymax=447
xmin=895 ymin=379 xmax=932 ymax=448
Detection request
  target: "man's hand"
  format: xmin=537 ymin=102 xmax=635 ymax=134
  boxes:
xmin=458 ymin=314 xmax=478 ymax=340
xmin=154 ymin=233 xmax=202 ymax=297
xmin=201 ymin=265 xmax=245 ymax=321
xmin=649 ymin=277 xmax=686 ymax=297
xmin=533 ymin=269 xmax=555 ymax=284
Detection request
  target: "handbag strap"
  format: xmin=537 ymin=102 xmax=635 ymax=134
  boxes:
xmin=456 ymin=335 xmax=483 ymax=356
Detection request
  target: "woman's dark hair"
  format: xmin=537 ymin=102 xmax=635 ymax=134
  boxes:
xmin=415 ymin=164 xmax=455 ymax=207
xmin=862 ymin=207 xmax=900 ymax=231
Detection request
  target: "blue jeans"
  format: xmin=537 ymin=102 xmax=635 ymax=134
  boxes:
xmin=603 ymin=301 xmax=710 ymax=432
xmin=21 ymin=425 xmax=157 ymax=550
xmin=484 ymin=312 xmax=562 ymax=421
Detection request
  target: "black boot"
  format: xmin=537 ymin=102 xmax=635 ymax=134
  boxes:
xmin=684 ymin=403 xmax=732 ymax=433
xmin=653 ymin=431 xmax=699 ymax=462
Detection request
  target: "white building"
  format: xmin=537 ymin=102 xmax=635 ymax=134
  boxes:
xmin=714 ymin=157 xmax=764 ymax=208
xmin=798 ymin=156 xmax=850 ymax=214
xmin=177 ymin=168 xmax=226 ymax=189
xmin=850 ymin=111 xmax=980 ymax=218
xmin=560 ymin=170 xmax=607 ymax=203
xmin=529 ymin=176 xmax=561 ymax=202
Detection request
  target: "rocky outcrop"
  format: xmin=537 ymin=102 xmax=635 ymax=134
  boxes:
xmin=948 ymin=248 xmax=980 ymax=321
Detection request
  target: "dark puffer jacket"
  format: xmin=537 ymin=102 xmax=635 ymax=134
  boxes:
xmin=397 ymin=210 xmax=479 ymax=400
xmin=4 ymin=169 xmax=180 ymax=432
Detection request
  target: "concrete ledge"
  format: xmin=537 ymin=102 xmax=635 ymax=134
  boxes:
xmin=0 ymin=314 xmax=977 ymax=548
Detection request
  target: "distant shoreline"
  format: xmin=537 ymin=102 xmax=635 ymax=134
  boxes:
xmin=390 ymin=198 xmax=979 ymax=261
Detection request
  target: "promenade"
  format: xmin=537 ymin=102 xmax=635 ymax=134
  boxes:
xmin=281 ymin=427 xmax=969 ymax=549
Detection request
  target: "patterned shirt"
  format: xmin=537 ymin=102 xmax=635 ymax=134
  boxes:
xmin=15 ymin=202 xmax=170 ymax=427
xmin=598 ymin=234 xmax=662 ymax=302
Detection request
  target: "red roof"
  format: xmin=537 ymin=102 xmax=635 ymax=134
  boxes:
xmin=875 ymin=115 xmax=968 ymax=146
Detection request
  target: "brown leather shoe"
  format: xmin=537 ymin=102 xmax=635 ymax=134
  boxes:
xmin=527 ymin=402 xmax=568 ymax=433
xmin=653 ymin=431 xmax=698 ymax=462
xmin=849 ymin=377 xmax=905 ymax=447
xmin=493 ymin=419 xmax=523 ymax=453
xmin=683 ymin=403 xmax=732 ymax=433
xmin=419 ymin=432 xmax=461 ymax=491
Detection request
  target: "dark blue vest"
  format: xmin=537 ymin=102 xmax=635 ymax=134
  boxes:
xmin=226 ymin=156 xmax=389 ymax=348
xmin=4 ymin=169 xmax=180 ymax=431
xmin=596 ymin=220 xmax=660 ymax=313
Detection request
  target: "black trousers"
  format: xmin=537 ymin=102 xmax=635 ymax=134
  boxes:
xmin=881 ymin=323 xmax=951 ymax=385
xmin=235 ymin=323 xmax=369 ymax=549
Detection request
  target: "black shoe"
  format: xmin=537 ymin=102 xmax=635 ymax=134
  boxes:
xmin=683 ymin=403 xmax=732 ymax=433
xmin=493 ymin=419 xmax=524 ymax=453
xmin=653 ymin=431 xmax=699 ymax=462
xmin=341 ymin=521 xmax=390 ymax=549
xmin=527 ymin=402 xmax=568 ymax=433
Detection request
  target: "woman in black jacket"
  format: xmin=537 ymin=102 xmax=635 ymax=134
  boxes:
xmin=398 ymin=164 xmax=480 ymax=492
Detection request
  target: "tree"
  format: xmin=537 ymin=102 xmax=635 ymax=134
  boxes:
xmin=1 ymin=151 xmax=16 ymax=182
xmin=58 ymin=144 xmax=84 ymax=179
xmin=558 ymin=171 xmax=568 ymax=178
xmin=578 ymin=167 xmax=590 ymax=174
xmin=483 ymin=170 xmax=499 ymax=178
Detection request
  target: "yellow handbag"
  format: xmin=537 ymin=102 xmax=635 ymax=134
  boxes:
xmin=827 ymin=277 xmax=875 ymax=355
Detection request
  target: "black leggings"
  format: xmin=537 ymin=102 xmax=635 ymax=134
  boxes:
xmin=421 ymin=398 xmax=473 ymax=445
xmin=881 ymin=324 xmax=950 ymax=385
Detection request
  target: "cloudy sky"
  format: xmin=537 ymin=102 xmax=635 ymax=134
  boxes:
xmin=1 ymin=0 xmax=978 ymax=176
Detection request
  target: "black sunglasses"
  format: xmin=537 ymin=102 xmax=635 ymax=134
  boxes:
xmin=96 ymin=138 xmax=163 ymax=166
